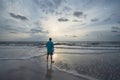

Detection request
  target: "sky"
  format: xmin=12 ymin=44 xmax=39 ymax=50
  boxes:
xmin=0 ymin=0 xmax=120 ymax=41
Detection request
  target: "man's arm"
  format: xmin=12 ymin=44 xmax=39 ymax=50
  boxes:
xmin=46 ymin=42 xmax=48 ymax=47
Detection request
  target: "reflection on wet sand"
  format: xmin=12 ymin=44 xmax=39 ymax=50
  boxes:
xmin=45 ymin=62 xmax=53 ymax=80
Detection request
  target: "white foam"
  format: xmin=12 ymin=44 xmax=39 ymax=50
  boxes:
xmin=53 ymin=65 xmax=99 ymax=80
xmin=0 ymin=54 xmax=46 ymax=60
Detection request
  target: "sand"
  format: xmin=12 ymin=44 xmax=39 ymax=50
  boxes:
xmin=0 ymin=52 xmax=119 ymax=80
xmin=0 ymin=55 xmax=88 ymax=80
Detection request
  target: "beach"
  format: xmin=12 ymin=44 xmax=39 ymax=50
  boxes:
xmin=0 ymin=0 xmax=120 ymax=80
xmin=0 ymin=55 xmax=85 ymax=80
xmin=0 ymin=41 xmax=120 ymax=80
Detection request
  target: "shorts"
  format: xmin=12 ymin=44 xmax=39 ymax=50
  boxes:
xmin=47 ymin=52 xmax=53 ymax=55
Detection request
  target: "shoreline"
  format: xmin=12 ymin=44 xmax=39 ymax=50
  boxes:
xmin=0 ymin=54 xmax=89 ymax=80
xmin=0 ymin=49 xmax=119 ymax=80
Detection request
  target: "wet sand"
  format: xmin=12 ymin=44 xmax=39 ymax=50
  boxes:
xmin=0 ymin=52 xmax=120 ymax=80
xmin=53 ymin=53 xmax=120 ymax=80
xmin=0 ymin=55 xmax=88 ymax=80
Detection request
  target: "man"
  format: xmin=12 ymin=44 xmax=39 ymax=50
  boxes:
xmin=46 ymin=38 xmax=54 ymax=63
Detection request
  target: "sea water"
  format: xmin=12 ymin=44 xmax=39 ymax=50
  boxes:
xmin=0 ymin=41 xmax=120 ymax=80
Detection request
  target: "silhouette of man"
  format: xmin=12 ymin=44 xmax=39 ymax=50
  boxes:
xmin=46 ymin=38 xmax=54 ymax=63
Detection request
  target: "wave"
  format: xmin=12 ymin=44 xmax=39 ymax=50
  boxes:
xmin=0 ymin=54 xmax=46 ymax=61
xmin=53 ymin=65 xmax=98 ymax=80
xmin=1 ymin=51 xmax=119 ymax=61
xmin=55 ymin=52 xmax=120 ymax=54
xmin=54 ymin=41 xmax=120 ymax=47
xmin=55 ymin=47 xmax=120 ymax=50
xmin=0 ymin=41 xmax=45 ymax=46
xmin=0 ymin=41 xmax=120 ymax=47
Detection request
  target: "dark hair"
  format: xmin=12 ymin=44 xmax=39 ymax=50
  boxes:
xmin=49 ymin=38 xmax=52 ymax=41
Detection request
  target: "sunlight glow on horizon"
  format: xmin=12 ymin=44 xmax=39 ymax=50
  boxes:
xmin=41 ymin=16 xmax=88 ymax=40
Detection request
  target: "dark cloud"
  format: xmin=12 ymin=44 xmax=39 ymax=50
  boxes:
xmin=111 ymin=26 xmax=120 ymax=33
xmin=0 ymin=24 xmax=18 ymax=31
xmin=34 ymin=0 xmax=67 ymax=14
xmin=64 ymin=35 xmax=77 ymax=37
xmin=58 ymin=18 xmax=69 ymax=22
xmin=112 ymin=26 xmax=120 ymax=30
xmin=91 ymin=18 xmax=99 ymax=22
xmin=72 ymin=19 xmax=82 ymax=22
xmin=9 ymin=13 xmax=28 ymax=21
xmin=30 ymin=28 xmax=48 ymax=34
xmin=9 ymin=32 xmax=17 ymax=34
xmin=73 ymin=11 xmax=87 ymax=19
xmin=111 ymin=30 xmax=118 ymax=32
xmin=30 ymin=28 xmax=43 ymax=33
xmin=73 ymin=11 xmax=83 ymax=17
xmin=104 ymin=17 xmax=111 ymax=22
xmin=72 ymin=35 xmax=77 ymax=37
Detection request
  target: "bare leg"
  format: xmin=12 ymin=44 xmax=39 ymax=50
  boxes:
xmin=50 ymin=55 xmax=53 ymax=63
xmin=47 ymin=54 xmax=49 ymax=62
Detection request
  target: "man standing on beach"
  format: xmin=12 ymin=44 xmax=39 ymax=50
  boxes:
xmin=46 ymin=38 xmax=54 ymax=63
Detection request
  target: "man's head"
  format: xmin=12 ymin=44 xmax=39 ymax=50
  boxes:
xmin=49 ymin=38 xmax=52 ymax=41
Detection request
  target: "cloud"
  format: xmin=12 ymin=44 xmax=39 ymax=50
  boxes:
xmin=0 ymin=18 xmax=28 ymax=34
xmin=0 ymin=24 xmax=29 ymax=34
xmin=118 ymin=21 xmax=120 ymax=24
xmin=53 ymin=0 xmax=67 ymax=5
xmin=0 ymin=24 xmax=18 ymax=31
xmin=58 ymin=18 xmax=69 ymax=22
xmin=72 ymin=19 xmax=82 ymax=22
xmin=64 ymin=35 xmax=77 ymax=38
xmin=62 ymin=6 xmax=72 ymax=12
xmin=30 ymin=21 xmax=48 ymax=34
xmin=0 ymin=0 xmax=4 ymax=12
xmin=91 ymin=18 xmax=99 ymax=22
xmin=33 ymin=0 xmax=67 ymax=14
xmin=34 ymin=0 xmax=62 ymax=8
xmin=112 ymin=26 xmax=120 ymax=29
xmin=111 ymin=30 xmax=118 ymax=32
xmin=111 ymin=26 xmax=120 ymax=33
xmin=104 ymin=17 xmax=111 ymax=22
xmin=30 ymin=28 xmax=43 ymax=33
xmin=73 ymin=11 xmax=87 ymax=19
xmin=80 ymin=23 xmax=87 ymax=26
xmin=30 ymin=28 xmax=48 ymax=34
xmin=117 ymin=34 xmax=120 ymax=36
xmin=9 ymin=13 xmax=28 ymax=21
xmin=9 ymin=32 xmax=17 ymax=34
xmin=73 ymin=11 xmax=83 ymax=17
xmin=72 ymin=35 xmax=77 ymax=37
xmin=0 ymin=0 xmax=120 ymax=41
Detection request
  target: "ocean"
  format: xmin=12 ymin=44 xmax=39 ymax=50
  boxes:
xmin=0 ymin=41 xmax=120 ymax=80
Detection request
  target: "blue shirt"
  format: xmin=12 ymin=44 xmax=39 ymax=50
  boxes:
xmin=46 ymin=41 xmax=54 ymax=53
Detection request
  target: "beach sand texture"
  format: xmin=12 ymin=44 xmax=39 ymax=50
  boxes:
xmin=0 ymin=55 xmax=89 ymax=80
